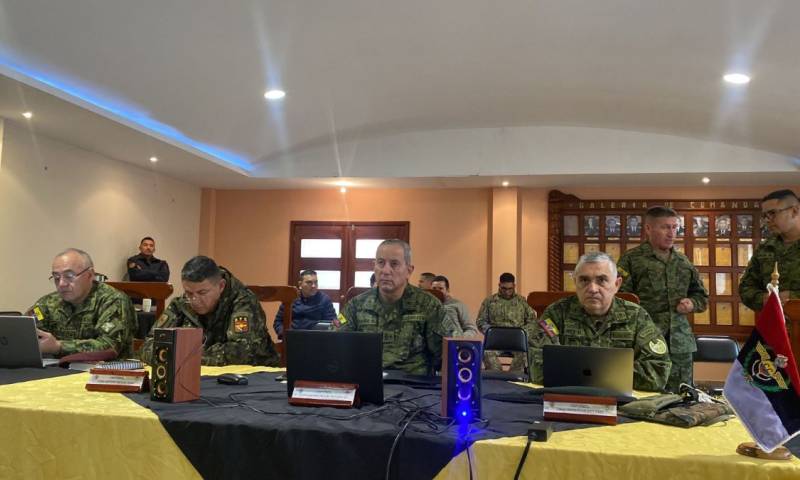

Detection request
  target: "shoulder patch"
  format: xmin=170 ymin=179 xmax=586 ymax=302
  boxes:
xmin=234 ymin=316 xmax=250 ymax=333
xmin=32 ymin=306 xmax=45 ymax=321
xmin=101 ymin=321 xmax=115 ymax=333
xmin=538 ymin=317 xmax=559 ymax=338
xmin=618 ymin=266 xmax=629 ymax=278
xmin=333 ymin=312 xmax=347 ymax=328
xmin=648 ymin=338 xmax=668 ymax=355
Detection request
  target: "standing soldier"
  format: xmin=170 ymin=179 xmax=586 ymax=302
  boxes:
xmin=618 ymin=206 xmax=708 ymax=392
xmin=740 ymin=189 xmax=800 ymax=309
xmin=476 ymin=272 xmax=537 ymax=372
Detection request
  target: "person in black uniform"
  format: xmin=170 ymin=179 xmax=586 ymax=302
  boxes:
xmin=127 ymin=237 xmax=170 ymax=282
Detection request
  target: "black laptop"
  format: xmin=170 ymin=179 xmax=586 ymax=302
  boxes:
xmin=542 ymin=345 xmax=634 ymax=396
xmin=0 ymin=316 xmax=59 ymax=368
xmin=285 ymin=330 xmax=384 ymax=405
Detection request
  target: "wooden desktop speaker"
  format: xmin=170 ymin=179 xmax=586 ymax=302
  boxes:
xmin=441 ymin=337 xmax=482 ymax=419
xmin=150 ymin=327 xmax=202 ymax=403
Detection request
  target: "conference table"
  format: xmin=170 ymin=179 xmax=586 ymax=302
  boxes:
xmin=0 ymin=366 xmax=798 ymax=480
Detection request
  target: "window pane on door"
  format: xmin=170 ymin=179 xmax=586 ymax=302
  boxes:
xmin=301 ymin=239 xmax=342 ymax=258
xmin=313 ymin=270 xmax=341 ymax=290
xmin=355 ymin=239 xmax=385 ymax=259
xmin=354 ymin=271 xmax=374 ymax=288
xmin=332 ymin=303 xmax=340 ymax=315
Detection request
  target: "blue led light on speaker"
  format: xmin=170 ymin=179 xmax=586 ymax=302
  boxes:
xmin=0 ymin=56 xmax=254 ymax=172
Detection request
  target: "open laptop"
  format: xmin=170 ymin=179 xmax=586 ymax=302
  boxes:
xmin=542 ymin=345 xmax=634 ymax=396
xmin=0 ymin=316 xmax=59 ymax=368
xmin=285 ymin=330 xmax=384 ymax=405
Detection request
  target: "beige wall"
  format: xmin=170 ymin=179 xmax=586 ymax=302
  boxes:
xmin=0 ymin=120 xmax=201 ymax=311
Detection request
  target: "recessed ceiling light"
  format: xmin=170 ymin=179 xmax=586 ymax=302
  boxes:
xmin=701 ymin=177 xmax=711 ymax=184
xmin=149 ymin=156 xmax=158 ymax=163
xmin=264 ymin=89 xmax=286 ymax=100
xmin=22 ymin=111 xmax=33 ymax=119
xmin=339 ymin=187 xmax=347 ymax=193
xmin=723 ymin=73 xmax=750 ymax=85
xmin=501 ymin=181 xmax=510 ymax=187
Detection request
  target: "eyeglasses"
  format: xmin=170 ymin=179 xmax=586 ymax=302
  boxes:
xmin=761 ymin=205 xmax=795 ymax=220
xmin=50 ymin=266 xmax=91 ymax=284
xmin=183 ymin=290 xmax=215 ymax=303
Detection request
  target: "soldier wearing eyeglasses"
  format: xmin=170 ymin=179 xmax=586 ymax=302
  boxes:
xmin=740 ymin=189 xmax=800 ymax=309
xmin=140 ymin=256 xmax=279 ymax=366
xmin=28 ymin=248 xmax=137 ymax=359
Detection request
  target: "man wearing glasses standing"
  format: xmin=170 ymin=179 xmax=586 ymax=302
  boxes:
xmin=29 ymin=248 xmax=136 ymax=359
xmin=740 ymin=189 xmax=800 ymax=309
xmin=140 ymin=256 xmax=279 ymax=366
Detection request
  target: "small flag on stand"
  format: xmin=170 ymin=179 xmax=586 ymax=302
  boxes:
xmin=724 ymin=285 xmax=800 ymax=452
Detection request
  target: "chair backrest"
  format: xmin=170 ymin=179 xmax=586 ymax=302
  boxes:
xmin=341 ymin=286 xmax=370 ymax=306
xmin=693 ymin=335 xmax=740 ymax=362
xmin=248 ymin=285 xmax=299 ymax=367
xmin=785 ymin=300 xmax=800 ymax=372
xmin=483 ymin=327 xmax=528 ymax=353
xmin=425 ymin=288 xmax=445 ymax=303
xmin=526 ymin=291 xmax=640 ymax=318
xmin=106 ymin=281 xmax=174 ymax=318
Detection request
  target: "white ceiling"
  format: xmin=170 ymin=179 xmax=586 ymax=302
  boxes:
xmin=1 ymin=0 xmax=799 ymax=189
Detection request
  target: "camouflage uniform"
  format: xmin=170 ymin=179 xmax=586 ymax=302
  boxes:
xmin=476 ymin=293 xmax=537 ymax=371
xmin=739 ymin=235 xmax=800 ymax=310
xmin=28 ymin=282 xmax=137 ymax=358
xmin=531 ymin=296 xmax=671 ymax=392
xmin=335 ymin=285 xmax=454 ymax=375
xmin=618 ymin=242 xmax=708 ymax=392
xmin=140 ymin=268 xmax=279 ymax=367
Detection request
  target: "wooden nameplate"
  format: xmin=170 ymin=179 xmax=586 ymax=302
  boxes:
xmin=86 ymin=368 xmax=149 ymax=393
xmin=289 ymin=380 xmax=360 ymax=408
xmin=736 ymin=442 xmax=792 ymax=461
xmin=543 ymin=393 xmax=617 ymax=425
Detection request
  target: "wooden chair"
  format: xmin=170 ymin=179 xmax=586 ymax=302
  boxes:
xmin=248 ymin=285 xmax=299 ymax=367
xmin=785 ymin=300 xmax=800 ymax=371
xmin=526 ymin=291 xmax=640 ymax=318
xmin=106 ymin=281 xmax=174 ymax=318
xmin=341 ymin=286 xmax=370 ymax=306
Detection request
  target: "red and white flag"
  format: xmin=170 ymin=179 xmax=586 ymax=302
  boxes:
xmin=724 ymin=285 xmax=800 ymax=452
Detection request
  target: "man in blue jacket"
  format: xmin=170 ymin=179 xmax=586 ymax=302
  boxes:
xmin=273 ymin=270 xmax=336 ymax=338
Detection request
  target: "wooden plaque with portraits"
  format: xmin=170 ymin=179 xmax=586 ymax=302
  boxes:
xmin=548 ymin=190 xmax=766 ymax=340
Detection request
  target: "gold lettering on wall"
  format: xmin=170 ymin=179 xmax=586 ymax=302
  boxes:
xmin=690 ymin=202 xmax=696 ymax=209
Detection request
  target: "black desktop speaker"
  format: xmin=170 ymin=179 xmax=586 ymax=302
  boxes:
xmin=441 ymin=337 xmax=482 ymax=419
xmin=150 ymin=328 xmax=203 ymax=403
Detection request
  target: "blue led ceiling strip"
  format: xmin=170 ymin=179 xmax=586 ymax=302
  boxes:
xmin=0 ymin=56 xmax=254 ymax=172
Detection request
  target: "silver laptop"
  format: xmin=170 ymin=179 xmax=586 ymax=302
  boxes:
xmin=542 ymin=345 xmax=634 ymax=396
xmin=0 ymin=316 xmax=58 ymax=368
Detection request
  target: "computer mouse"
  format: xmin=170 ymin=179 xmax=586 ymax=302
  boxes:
xmin=217 ymin=373 xmax=248 ymax=385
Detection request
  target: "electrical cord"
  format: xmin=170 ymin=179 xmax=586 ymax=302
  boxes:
xmin=384 ymin=408 xmax=423 ymax=480
xmin=513 ymin=431 xmax=535 ymax=480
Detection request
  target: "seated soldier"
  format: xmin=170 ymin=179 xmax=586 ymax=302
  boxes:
xmin=141 ymin=256 xmax=279 ymax=366
xmin=530 ymin=252 xmax=671 ymax=391
xmin=335 ymin=239 xmax=458 ymax=375
xmin=476 ymin=272 xmax=537 ymax=371
xmin=273 ymin=269 xmax=336 ymax=338
xmin=29 ymin=248 xmax=137 ymax=359
xmin=431 ymin=275 xmax=479 ymax=337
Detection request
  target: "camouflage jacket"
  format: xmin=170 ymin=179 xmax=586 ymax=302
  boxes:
xmin=618 ymin=242 xmax=708 ymax=354
xmin=739 ymin=236 xmax=800 ymax=310
xmin=476 ymin=293 xmax=537 ymax=346
xmin=140 ymin=268 xmax=279 ymax=367
xmin=531 ymin=296 xmax=671 ymax=392
xmin=336 ymin=285 xmax=453 ymax=375
xmin=28 ymin=282 xmax=137 ymax=358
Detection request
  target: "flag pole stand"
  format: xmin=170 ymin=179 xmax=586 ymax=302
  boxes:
xmin=735 ymin=263 xmax=792 ymax=461
xmin=736 ymin=442 xmax=792 ymax=460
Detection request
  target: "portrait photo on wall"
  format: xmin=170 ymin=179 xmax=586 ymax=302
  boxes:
xmin=676 ymin=215 xmax=685 ymax=237
xmin=626 ymin=215 xmax=642 ymax=237
xmin=715 ymin=215 xmax=731 ymax=237
xmin=605 ymin=215 xmax=621 ymax=237
xmin=736 ymin=214 xmax=753 ymax=237
xmin=693 ymin=216 xmax=709 ymax=237
xmin=584 ymin=215 xmax=599 ymax=237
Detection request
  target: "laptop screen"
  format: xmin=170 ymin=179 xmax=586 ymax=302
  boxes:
xmin=0 ymin=316 xmax=47 ymax=368
xmin=285 ymin=330 xmax=384 ymax=405
xmin=542 ymin=344 xmax=634 ymax=396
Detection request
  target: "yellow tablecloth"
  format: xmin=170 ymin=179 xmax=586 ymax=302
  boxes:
xmin=1 ymin=368 xmax=798 ymax=479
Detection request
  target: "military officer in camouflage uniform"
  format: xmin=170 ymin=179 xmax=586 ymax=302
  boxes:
xmin=740 ymin=189 xmax=800 ymax=310
xmin=531 ymin=252 xmax=671 ymax=391
xmin=335 ymin=239 xmax=456 ymax=375
xmin=30 ymin=248 xmax=136 ymax=359
xmin=618 ymin=206 xmax=708 ymax=392
xmin=140 ymin=256 xmax=279 ymax=367
xmin=476 ymin=272 xmax=537 ymax=371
